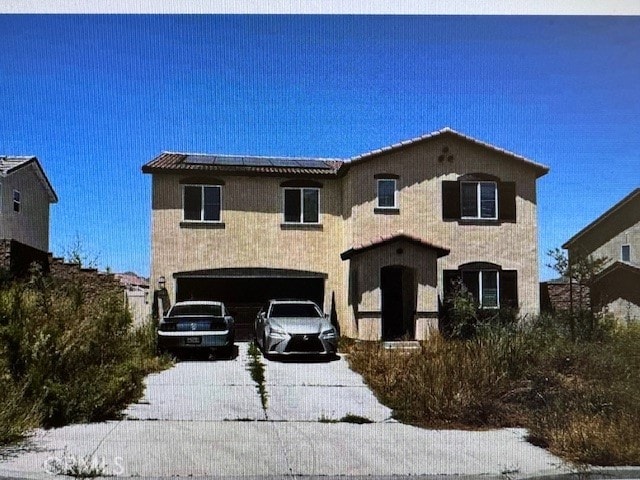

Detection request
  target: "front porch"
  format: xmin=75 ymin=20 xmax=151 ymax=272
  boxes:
xmin=341 ymin=232 xmax=449 ymax=341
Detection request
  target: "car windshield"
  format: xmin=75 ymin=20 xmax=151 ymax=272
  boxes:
xmin=269 ymin=303 xmax=322 ymax=318
xmin=169 ymin=304 xmax=223 ymax=317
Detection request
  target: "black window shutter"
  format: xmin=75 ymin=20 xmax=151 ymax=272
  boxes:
xmin=442 ymin=270 xmax=460 ymax=300
xmin=442 ymin=181 xmax=461 ymax=220
xmin=499 ymin=270 xmax=518 ymax=308
xmin=498 ymin=182 xmax=517 ymax=222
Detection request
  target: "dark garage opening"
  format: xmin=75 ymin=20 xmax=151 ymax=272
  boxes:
xmin=176 ymin=269 xmax=325 ymax=341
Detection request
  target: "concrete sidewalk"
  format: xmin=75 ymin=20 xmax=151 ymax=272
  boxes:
xmin=0 ymin=343 xmax=572 ymax=479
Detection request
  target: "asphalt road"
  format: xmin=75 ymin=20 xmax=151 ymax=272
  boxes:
xmin=0 ymin=343 xmax=583 ymax=479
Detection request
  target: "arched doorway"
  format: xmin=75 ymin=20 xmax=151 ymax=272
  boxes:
xmin=381 ymin=265 xmax=416 ymax=340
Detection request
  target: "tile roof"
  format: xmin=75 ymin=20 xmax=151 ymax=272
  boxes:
xmin=0 ymin=156 xmax=35 ymax=174
xmin=347 ymin=127 xmax=550 ymax=177
xmin=0 ymin=156 xmax=58 ymax=203
xmin=340 ymin=231 xmax=450 ymax=260
xmin=142 ymin=127 xmax=549 ymax=178
xmin=563 ymin=188 xmax=640 ymax=249
xmin=142 ymin=152 xmax=344 ymax=176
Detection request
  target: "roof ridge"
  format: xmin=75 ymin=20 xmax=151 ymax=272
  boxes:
xmin=563 ymin=188 xmax=640 ymax=248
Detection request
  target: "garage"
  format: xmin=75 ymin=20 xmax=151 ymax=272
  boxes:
xmin=175 ymin=268 xmax=326 ymax=340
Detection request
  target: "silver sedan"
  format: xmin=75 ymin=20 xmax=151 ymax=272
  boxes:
xmin=255 ymin=299 xmax=338 ymax=357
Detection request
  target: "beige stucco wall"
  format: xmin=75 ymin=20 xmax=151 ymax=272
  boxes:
xmin=587 ymin=223 xmax=640 ymax=266
xmin=591 ymin=267 xmax=640 ymax=322
xmin=347 ymin=240 xmax=439 ymax=340
xmin=342 ymin=138 xmax=542 ymax=317
xmin=566 ymin=196 xmax=639 ymax=322
xmin=0 ymin=165 xmax=51 ymax=252
xmin=149 ymin=134 xmax=544 ymax=338
xmin=566 ymin=194 xmax=640 ymax=266
xmin=150 ymin=174 xmax=357 ymax=337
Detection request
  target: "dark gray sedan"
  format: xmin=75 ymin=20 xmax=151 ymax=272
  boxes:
xmin=157 ymin=301 xmax=235 ymax=358
xmin=255 ymin=299 xmax=338 ymax=357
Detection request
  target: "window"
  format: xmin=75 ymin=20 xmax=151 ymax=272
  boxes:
xmin=461 ymin=270 xmax=499 ymax=308
xmin=622 ymin=244 xmax=631 ymax=262
xmin=183 ymin=185 xmax=221 ymax=222
xmin=12 ymin=190 xmax=20 ymax=213
xmin=444 ymin=267 xmax=517 ymax=310
xmin=442 ymin=177 xmax=516 ymax=222
xmin=377 ymin=179 xmax=397 ymax=208
xmin=461 ymin=181 xmax=497 ymax=219
xmin=283 ymin=188 xmax=319 ymax=223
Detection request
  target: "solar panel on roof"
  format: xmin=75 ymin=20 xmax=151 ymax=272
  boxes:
xmin=183 ymin=154 xmax=335 ymax=169
xmin=269 ymin=158 xmax=303 ymax=167
xmin=242 ymin=157 xmax=273 ymax=167
xmin=184 ymin=155 xmax=217 ymax=165
xmin=212 ymin=156 xmax=242 ymax=166
xmin=295 ymin=159 xmax=333 ymax=169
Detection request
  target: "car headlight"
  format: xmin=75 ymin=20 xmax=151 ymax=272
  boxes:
xmin=269 ymin=325 xmax=287 ymax=337
xmin=321 ymin=328 xmax=337 ymax=338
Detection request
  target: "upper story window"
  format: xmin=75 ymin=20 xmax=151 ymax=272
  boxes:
xmin=442 ymin=174 xmax=516 ymax=223
xmin=183 ymin=185 xmax=221 ymax=222
xmin=622 ymin=244 xmax=631 ymax=262
xmin=13 ymin=190 xmax=21 ymax=213
xmin=461 ymin=181 xmax=497 ymax=219
xmin=377 ymin=179 xmax=397 ymax=209
xmin=283 ymin=187 xmax=319 ymax=224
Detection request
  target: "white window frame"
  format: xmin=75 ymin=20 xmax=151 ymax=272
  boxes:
xmin=182 ymin=184 xmax=222 ymax=223
xmin=461 ymin=181 xmax=498 ymax=220
xmin=478 ymin=270 xmax=500 ymax=308
xmin=463 ymin=269 xmax=500 ymax=308
xmin=621 ymin=244 xmax=631 ymax=262
xmin=12 ymin=189 xmax=20 ymax=213
xmin=376 ymin=178 xmax=398 ymax=209
xmin=282 ymin=187 xmax=320 ymax=224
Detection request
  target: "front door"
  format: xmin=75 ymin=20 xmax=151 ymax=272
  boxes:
xmin=381 ymin=266 xmax=415 ymax=340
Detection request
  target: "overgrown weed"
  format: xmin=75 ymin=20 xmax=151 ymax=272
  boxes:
xmin=347 ymin=316 xmax=640 ymax=465
xmin=0 ymin=268 xmax=170 ymax=443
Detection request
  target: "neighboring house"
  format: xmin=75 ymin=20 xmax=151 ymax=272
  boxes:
xmin=562 ymin=188 xmax=640 ymax=321
xmin=0 ymin=156 xmax=58 ymax=274
xmin=143 ymin=127 xmax=549 ymax=340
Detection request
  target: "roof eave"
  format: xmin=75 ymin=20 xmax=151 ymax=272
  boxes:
xmin=346 ymin=127 xmax=550 ymax=177
xmin=563 ymin=188 xmax=640 ymax=249
xmin=340 ymin=235 xmax=450 ymax=261
xmin=4 ymin=157 xmax=58 ymax=203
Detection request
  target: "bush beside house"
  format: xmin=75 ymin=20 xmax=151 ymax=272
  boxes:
xmin=0 ymin=264 xmax=167 ymax=444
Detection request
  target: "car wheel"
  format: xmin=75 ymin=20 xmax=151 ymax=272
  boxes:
xmin=222 ymin=344 xmax=234 ymax=359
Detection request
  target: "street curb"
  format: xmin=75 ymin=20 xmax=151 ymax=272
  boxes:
xmin=2 ymin=470 xmax=640 ymax=480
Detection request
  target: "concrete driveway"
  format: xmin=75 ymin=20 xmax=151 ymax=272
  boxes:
xmin=0 ymin=342 xmax=569 ymax=479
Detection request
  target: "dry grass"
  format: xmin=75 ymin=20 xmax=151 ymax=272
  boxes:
xmin=346 ymin=320 xmax=640 ymax=465
xmin=0 ymin=272 xmax=171 ymax=443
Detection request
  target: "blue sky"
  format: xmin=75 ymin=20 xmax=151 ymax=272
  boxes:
xmin=0 ymin=15 xmax=638 ymax=279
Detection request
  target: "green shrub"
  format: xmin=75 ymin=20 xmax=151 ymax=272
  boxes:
xmin=0 ymin=269 xmax=169 ymax=441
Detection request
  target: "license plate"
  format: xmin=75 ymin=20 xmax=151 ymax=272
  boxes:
xmin=185 ymin=336 xmax=201 ymax=345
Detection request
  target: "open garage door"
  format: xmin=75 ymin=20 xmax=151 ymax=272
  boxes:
xmin=175 ymin=268 xmax=326 ymax=341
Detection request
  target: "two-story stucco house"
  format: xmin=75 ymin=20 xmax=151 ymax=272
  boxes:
xmin=0 ymin=156 xmax=58 ymax=274
xmin=562 ymin=188 xmax=640 ymax=321
xmin=143 ymin=127 xmax=549 ymax=340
